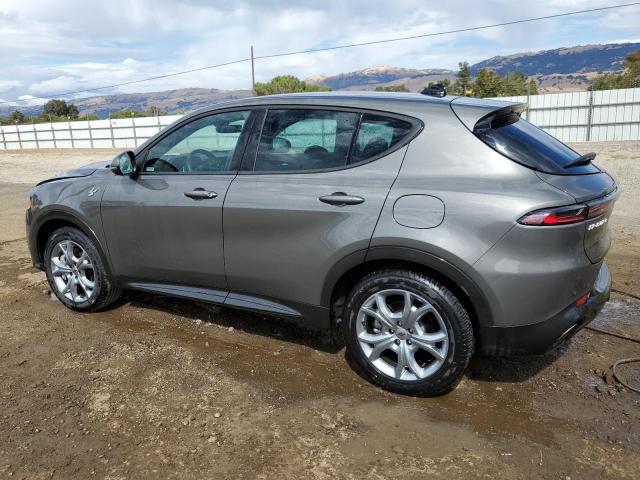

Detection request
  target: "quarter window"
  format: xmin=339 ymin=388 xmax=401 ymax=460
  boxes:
xmin=350 ymin=114 xmax=413 ymax=164
xmin=144 ymin=110 xmax=251 ymax=173
xmin=254 ymin=109 xmax=360 ymax=171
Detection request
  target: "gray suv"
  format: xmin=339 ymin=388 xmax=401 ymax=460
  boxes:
xmin=26 ymin=92 xmax=618 ymax=395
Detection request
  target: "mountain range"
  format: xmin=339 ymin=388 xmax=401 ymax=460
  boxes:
xmin=2 ymin=42 xmax=638 ymax=119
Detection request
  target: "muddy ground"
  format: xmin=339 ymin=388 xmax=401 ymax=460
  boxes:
xmin=0 ymin=143 xmax=638 ymax=479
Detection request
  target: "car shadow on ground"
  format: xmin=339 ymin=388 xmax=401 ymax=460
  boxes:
xmin=121 ymin=290 xmax=344 ymax=354
xmin=118 ymin=290 xmax=566 ymax=384
xmin=342 ymin=347 xmax=565 ymax=395
xmin=467 ymin=348 xmax=565 ymax=383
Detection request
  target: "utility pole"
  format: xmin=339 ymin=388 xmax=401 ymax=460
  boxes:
xmin=250 ymin=45 xmax=256 ymax=95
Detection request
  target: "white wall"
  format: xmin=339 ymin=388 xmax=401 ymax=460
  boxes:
xmin=0 ymin=114 xmax=182 ymax=150
xmin=492 ymin=87 xmax=640 ymax=142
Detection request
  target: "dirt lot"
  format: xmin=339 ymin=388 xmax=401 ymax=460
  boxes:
xmin=0 ymin=144 xmax=638 ymax=479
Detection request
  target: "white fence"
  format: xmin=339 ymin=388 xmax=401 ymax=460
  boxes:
xmin=492 ymin=87 xmax=640 ymax=142
xmin=1 ymin=87 xmax=639 ymax=150
xmin=0 ymin=114 xmax=183 ymax=150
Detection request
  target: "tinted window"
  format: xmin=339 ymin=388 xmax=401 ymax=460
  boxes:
xmin=254 ymin=109 xmax=359 ymax=171
xmin=145 ymin=110 xmax=251 ymax=173
xmin=351 ymin=114 xmax=413 ymax=164
xmin=474 ymin=116 xmax=599 ymax=175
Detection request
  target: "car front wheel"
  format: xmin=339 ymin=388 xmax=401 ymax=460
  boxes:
xmin=343 ymin=269 xmax=474 ymax=396
xmin=44 ymin=226 xmax=121 ymax=312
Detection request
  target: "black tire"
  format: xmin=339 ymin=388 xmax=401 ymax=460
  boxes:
xmin=342 ymin=269 xmax=474 ymax=396
xmin=44 ymin=227 xmax=121 ymax=312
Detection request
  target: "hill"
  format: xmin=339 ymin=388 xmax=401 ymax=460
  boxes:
xmin=0 ymin=88 xmax=252 ymax=119
xmin=470 ymin=42 xmax=640 ymax=76
xmin=308 ymin=43 xmax=639 ymax=93
xmin=307 ymin=66 xmax=453 ymax=90
xmin=72 ymin=87 xmax=252 ymax=118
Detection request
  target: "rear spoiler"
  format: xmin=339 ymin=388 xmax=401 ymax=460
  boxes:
xmin=449 ymin=96 xmax=527 ymax=131
xmin=473 ymin=103 xmax=527 ymax=131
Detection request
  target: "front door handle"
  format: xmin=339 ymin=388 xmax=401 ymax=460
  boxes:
xmin=184 ymin=188 xmax=218 ymax=200
xmin=319 ymin=192 xmax=365 ymax=206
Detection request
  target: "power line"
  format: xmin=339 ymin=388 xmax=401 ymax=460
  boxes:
xmin=254 ymin=2 xmax=640 ymax=60
xmin=2 ymin=1 xmax=639 ymax=106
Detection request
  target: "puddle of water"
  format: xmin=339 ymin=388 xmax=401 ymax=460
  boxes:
xmin=591 ymin=296 xmax=640 ymax=337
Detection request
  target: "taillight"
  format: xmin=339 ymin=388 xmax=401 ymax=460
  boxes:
xmin=587 ymin=198 xmax=613 ymax=219
xmin=518 ymin=204 xmax=588 ymax=226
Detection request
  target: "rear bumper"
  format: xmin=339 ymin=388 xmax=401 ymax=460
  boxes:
xmin=478 ymin=262 xmax=611 ymax=356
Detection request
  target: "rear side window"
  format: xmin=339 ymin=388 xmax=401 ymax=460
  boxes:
xmin=254 ymin=109 xmax=359 ymax=171
xmin=474 ymin=114 xmax=599 ymax=175
xmin=253 ymin=109 xmax=418 ymax=172
xmin=351 ymin=114 xmax=413 ymax=164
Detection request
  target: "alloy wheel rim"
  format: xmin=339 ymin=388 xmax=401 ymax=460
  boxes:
xmin=50 ymin=240 xmax=96 ymax=303
xmin=356 ymin=289 xmax=449 ymax=382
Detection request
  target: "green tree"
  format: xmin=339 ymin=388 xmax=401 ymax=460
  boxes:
xmin=148 ymin=105 xmax=165 ymax=116
xmin=374 ymin=84 xmax=409 ymax=92
xmin=591 ymin=49 xmax=640 ymax=90
xmin=590 ymin=72 xmax=620 ymax=90
xmin=9 ymin=109 xmax=25 ymax=123
xmin=527 ymin=79 xmax=539 ymax=95
xmin=451 ymin=62 xmax=472 ymax=96
xmin=622 ymin=50 xmax=640 ymax=80
xmin=502 ymin=72 xmax=529 ymax=96
xmin=473 ymin=69 xmax=503 ymax=98
xmin=617 ymin=49 xmax=640 ymax=88
xmin=67 ymin=103 xmax=79 ymax=118
xmin=43 ymin=99 xmax=80 ymax=119
xmin=254 ymin=75 xmax=331 ymax=96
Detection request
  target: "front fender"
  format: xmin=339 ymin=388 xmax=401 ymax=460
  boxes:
xmin=27 ymin=177 xmax=112 ymax=273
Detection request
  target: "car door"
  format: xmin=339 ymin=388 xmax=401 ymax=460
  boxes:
xmin=223 ymin=107 xmax=421 ymax=308
xmin=101 ymin=109 xmax=255 ymax=293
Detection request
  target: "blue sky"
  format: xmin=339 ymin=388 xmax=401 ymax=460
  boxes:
xmin=0 ymin=0 xmax=639 ymax=106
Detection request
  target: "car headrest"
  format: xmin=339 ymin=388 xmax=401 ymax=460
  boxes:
xmin=362 ymin=137 xmax=389 ymax=158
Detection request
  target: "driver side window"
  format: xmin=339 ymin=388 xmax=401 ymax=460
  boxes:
xmin=144 ymin=110 xmax=251 ymax=173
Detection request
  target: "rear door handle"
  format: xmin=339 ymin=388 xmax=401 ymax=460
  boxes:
xmin=184 ymin=188 xmax=218 ymax=200
xmin=319 ymin=192 xmax=365 ymax=206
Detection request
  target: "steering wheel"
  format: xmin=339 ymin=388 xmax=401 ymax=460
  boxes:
xmin=187 ymin=149 xmax=224 ymax=172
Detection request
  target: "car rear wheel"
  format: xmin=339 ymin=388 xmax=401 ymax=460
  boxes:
xmin=343 ymin=269 xmax=474 ymax=396
xmin=44 ymin=227 xmax=121 ymax=312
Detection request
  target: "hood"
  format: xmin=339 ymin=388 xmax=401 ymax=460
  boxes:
xmin=36 ymin=160 xmax=110 ymax=186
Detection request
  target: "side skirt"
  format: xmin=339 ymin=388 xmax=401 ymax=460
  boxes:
xmin=124 ymin=281 xmax=330 ymax=331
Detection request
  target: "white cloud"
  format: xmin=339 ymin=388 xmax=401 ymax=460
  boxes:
xmin=0 ymin=0 xmax=638 ymax=105
xmin=0 ymin=80 xmax=22 ymax=92
xmin=17 ymin=95 xmax=46 ymax=106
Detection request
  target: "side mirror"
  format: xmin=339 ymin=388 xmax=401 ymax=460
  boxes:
xmin=110 ymin=151 xmax=136 ymax=177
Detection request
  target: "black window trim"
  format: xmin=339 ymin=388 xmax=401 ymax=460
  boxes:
xmin=238 ymin=104 xmax=424 ymax=175
xmin=135 ymin=107 xmax=260 ymax=176
xmin=240 ymin=108 xmax=267 ymax=172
